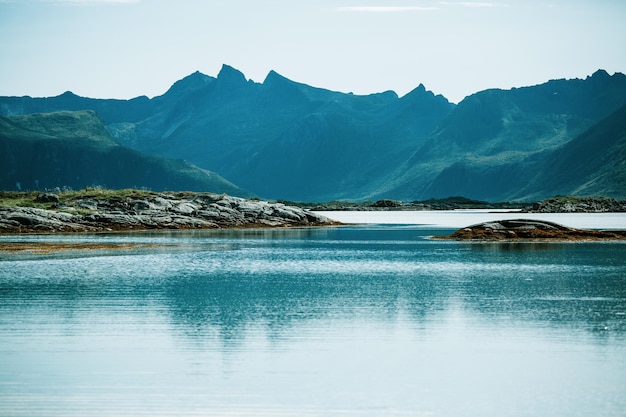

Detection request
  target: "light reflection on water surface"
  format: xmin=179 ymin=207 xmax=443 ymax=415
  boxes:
xmin=0 ymin=224 xmax=625 ymax=417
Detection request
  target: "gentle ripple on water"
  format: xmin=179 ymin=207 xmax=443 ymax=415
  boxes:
xmin=1 ymin=223 xmax=626 ymax=416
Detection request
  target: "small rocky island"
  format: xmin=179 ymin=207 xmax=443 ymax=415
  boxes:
xmin=0 ymin=190 xmax=338 ymax=234
xmin=443 ymin=219 xmax=626 ymax=241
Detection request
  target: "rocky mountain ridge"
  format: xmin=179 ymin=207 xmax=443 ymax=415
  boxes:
xmin=1 ymin=66 xmax=625 ymax=202
xmin=384 ymin=70 xmax=626 ymax=201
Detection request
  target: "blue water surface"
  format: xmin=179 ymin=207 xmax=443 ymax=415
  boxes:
xmin=0 ymin=224 xmax=625 ymax=416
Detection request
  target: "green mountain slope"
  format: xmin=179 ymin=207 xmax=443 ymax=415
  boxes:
xmin=514 ymin=103 xmax=626 ymax=200
xmin=0 ymin=111 xmax=251 ymax=196
xmin=379 ymin=70 xmax=626 ymax=201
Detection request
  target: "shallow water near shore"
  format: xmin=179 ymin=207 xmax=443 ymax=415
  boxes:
xmin=1 ymin=212 xmax=625 ymax=416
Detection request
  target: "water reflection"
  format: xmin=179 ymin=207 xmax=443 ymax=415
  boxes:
xmin=1 ymin=226 xmax=624 ymax=344
xmin=163 ymin=265 xmax=452 ymax=347
xmin=1 ymin=225 xmax=626 ymax=417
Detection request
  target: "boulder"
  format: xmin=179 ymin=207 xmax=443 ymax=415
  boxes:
xmin=173 ymin=202 xmax=198 ymax=215
xmin=444 ymin=219 xmax=626 ymax=241
xmin=35 ymin=193 xmax=60 ymax=203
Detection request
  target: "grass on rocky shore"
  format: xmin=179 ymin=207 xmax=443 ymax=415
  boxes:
xmin=1 ymin=189 xmax=623 ymax=213
xmin=0 ymin=191 xmax=55 ymax=209
xmin=0 ymin=188 xmax=204 ymax=210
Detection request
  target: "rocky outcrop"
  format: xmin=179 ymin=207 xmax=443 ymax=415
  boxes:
xmin=0 ymin=193 xmax=339 ymax=234
xmin=35 ymin=193 xmax=60 ymax=203
xmin=528 ymin=197 xmax=626 ymax=213
xmin=443 ymin=219 xmax=626 ymax=241
xmin=307 ymin=197 xmax=528 ymax=212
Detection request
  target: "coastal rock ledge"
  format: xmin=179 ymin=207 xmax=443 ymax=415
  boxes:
xmin=443 ymin=219 xmax=626 ymax=241
xmin=0 ymin=193 xmax=339 ymax=234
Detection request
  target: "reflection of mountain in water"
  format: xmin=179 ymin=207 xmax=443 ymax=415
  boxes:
xmin=0 ymin=227 xmax=624 ymax=348
xmin=164 ymin=262 xmax=451 ymax=347
xmin=453 ymin=242 xmax=626 ymax=337
xmin=158 ymin=229 xmax=626 ymax=346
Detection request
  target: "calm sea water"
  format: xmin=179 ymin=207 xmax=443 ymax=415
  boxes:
xmin=1 ymin=212 xmax=625 ymax=417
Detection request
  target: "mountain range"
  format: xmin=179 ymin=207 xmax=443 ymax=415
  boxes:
xmin=1 ymin=65 xmax=625 ymax=202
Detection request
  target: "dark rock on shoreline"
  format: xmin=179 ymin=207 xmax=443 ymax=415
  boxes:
xmin=35 ymin=193 xmax=61 ymax=203
xmin=0 ymin=193 xmax=339 ymax=234
xmin=306 ymin=196 xmax=528 ymax=212
xmin=442 ymin=219 xmax=626 ymax=241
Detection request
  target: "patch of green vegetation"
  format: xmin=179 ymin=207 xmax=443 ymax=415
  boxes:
xmin=276 ymin=200 xmax=371 ymax=209
xmin=0 ymin=191 xmax=50 ymax=209
xmin=57 ymin=207 xmax=97 ymax=216
xmin=0 ymin=188 xmax=162 ymax=210
xmin=58 ymin=187 xmax=159 ymax=202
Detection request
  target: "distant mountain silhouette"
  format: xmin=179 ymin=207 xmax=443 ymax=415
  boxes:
xmin=1 ymin=66 xmax=625 ymax=201
xmin=0 ymin=110 xmax=250 ymax=195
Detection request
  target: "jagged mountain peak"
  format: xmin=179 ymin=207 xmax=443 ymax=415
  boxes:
xmin=261 ymin=69 xmax=340 ymax=104
xmin=2 ymin=67 xmax=624 ymax=201
xmin=263 ymin=69 xmax=293 ymax=86
xmin=59 ymin=91 xmax=79 ymax=98
xmin=217 ymin=64 xmax=247 ymax=85
xmin=401 ymin=83 xmax=451 ymax=104
xmin=177 ymin=70 xmax=212 ymax=85
xmin=584 ymin=69 xmax=626 ymax=91
xmin=50 ymin=91 xmax=85 ymax=101
xmin=588 ymin=69 xmax=610 ymax=79
xmin=161 ymin=71 xmax=213 ymax=98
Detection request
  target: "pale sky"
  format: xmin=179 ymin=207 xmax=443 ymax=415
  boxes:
xmin=1 ymin=0 xmax=625 ymax=103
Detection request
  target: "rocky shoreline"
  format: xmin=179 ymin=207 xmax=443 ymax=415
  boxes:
xmin=305 ymin=197 xmax=528 ymax=211
xmin=526 ymin=197 xmax=626 ymax=213
xmin=304 ymin=196 xmax=626 ymax=213
xmin=440 ymin=219 xmax=626 ymax=241
xmin=0 ymin=192 xmax=339 ymax=234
